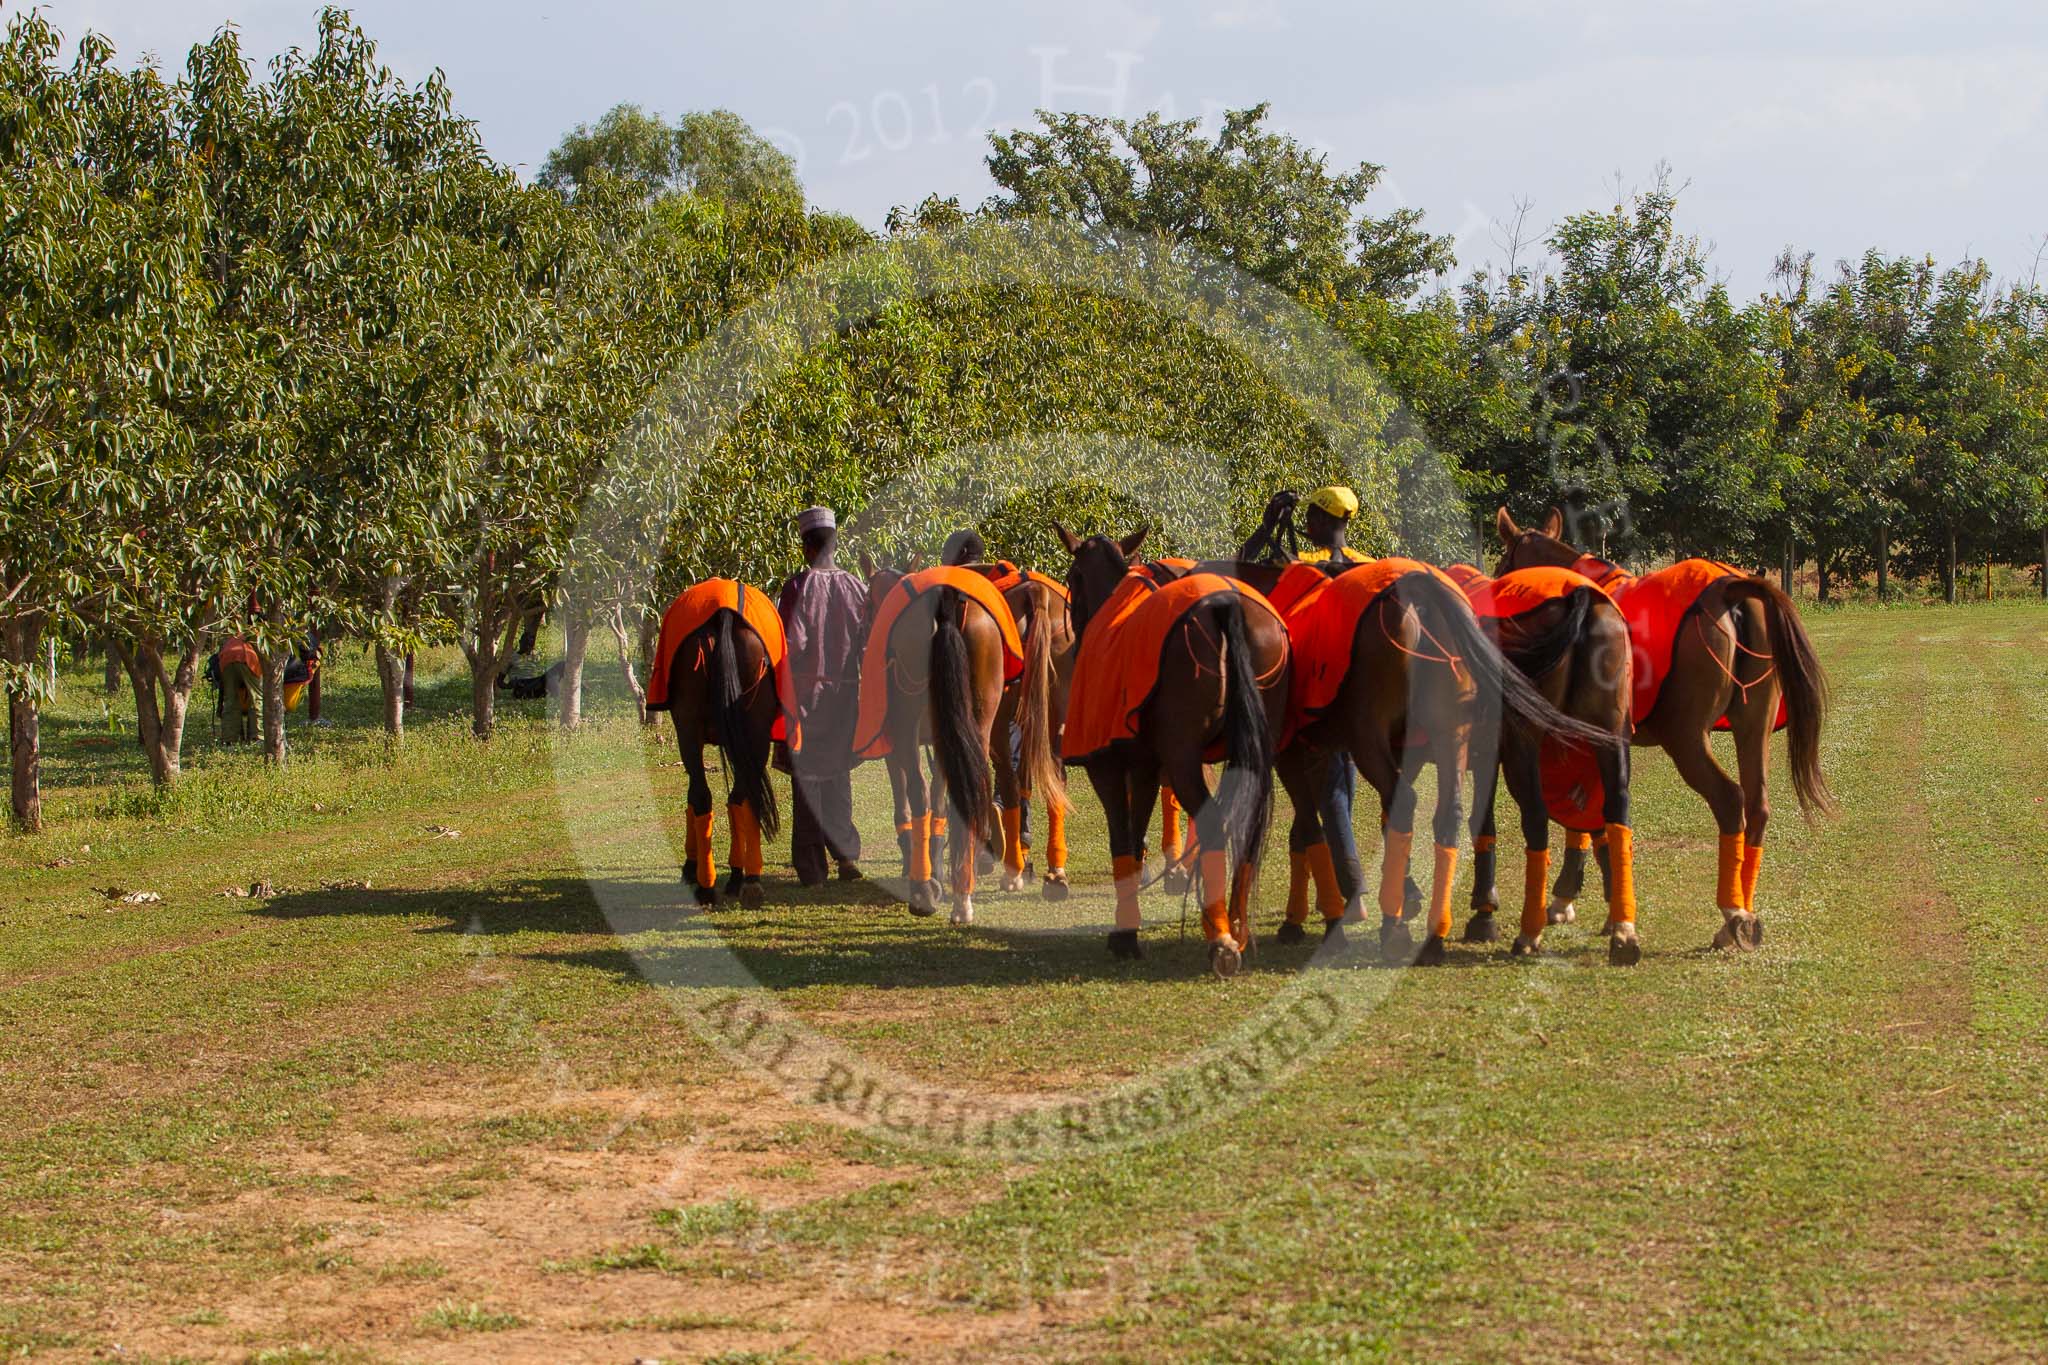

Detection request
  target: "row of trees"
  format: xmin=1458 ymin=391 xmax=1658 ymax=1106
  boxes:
xmin=4 ymin=8 xmax=2045 ymax=831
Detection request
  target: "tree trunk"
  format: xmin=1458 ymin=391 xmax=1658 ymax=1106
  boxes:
xmin=560 ymin=602 xmax=592 ymax=730
xmin=1816 ymin=553 xmax=1831 ymax=605
xmin=4 ymin=613 xmax=45 ymax=832
xmin=1943 ymin=524 xmax=1958 ymax=605
xmin=470 ymin=661 xmax=496 ymax=740
xmin=1875 ymin=525 xmax=1890 ymax=601
xmin=1780 ymin=536 xmax=1794 ymax=595
xmin=114 ymin=638 xmax=197 ymax=786
xmin=376 ymin=642 xmax=406 ymax=739
xmin=103 ymin=643 xmax=120 ymax=695
xmin=637 ymin=608 xmax=661 ymax=727
xmin=261 ymin=612 xmax=291 ymax=767
xmin=2040 ymin=526 xmax=2047 ymax=600
xmin=607 ymin=607 xmax=649 ymax=724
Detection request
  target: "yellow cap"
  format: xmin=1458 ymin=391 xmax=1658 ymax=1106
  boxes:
xmin=1308 ymin=485 xmax=1359 ymax=520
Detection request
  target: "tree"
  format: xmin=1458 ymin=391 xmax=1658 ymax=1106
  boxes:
xmin=540 ymin=104 xmax=801 ymax=210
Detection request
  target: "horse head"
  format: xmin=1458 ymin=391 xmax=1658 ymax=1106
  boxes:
xmin=1054 ymin=521 xmax=1146 ymax=635
xmin=1492 ymin=506 xmax=1576 ymax=577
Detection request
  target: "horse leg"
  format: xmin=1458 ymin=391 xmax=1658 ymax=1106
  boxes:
xmin=1157 ymin=785 xmax=1190 ymax=893
xmin=1501 ymin=740 xmax=1549 ymax=956
xmin=1408 ymin=735 xmax=1465 ymax=968
xmin=891 ymin=748 xmax=939 ymax=918
xmin=680 ymin=741 xmax=719 ymax=908
xmin=1090 ymin=756 xmax=1145 ymax=959
xmin=993 ymin=705 xmax=1027 ymax=892
xmin=1731 ymin=695 xmax=1773 ymax=943
xmin=1598 ymin=736 xmax=1640 ymax=964
xmin=1549 ymin=829 xmax=1591 ymax=924
xmin=1664 ymin=728 xmax=1754 ymax=949
xmin=1464 ymin=746 xmax=1503 ymax=942
xmin=1317 ymin=751 xmax=1365 ymax=929
xmin=1163 ymin=751 xmax=1240 ymax=979
xmin=1274 ymin=747 xmax=1322 ymax=946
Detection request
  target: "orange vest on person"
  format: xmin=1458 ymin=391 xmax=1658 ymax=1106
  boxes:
xmin=1062 ymin=570 xmax=1285 ymax=764
xmin=851 ymin=567 xmax=1024 ymax=759
xmin=1570 ymin=555 xmax=1786 ymax=732
xmin=1450 ymin=563 xmax=1616 ymax=832
xmin=644 ymin=579 xmax=801 ymax=747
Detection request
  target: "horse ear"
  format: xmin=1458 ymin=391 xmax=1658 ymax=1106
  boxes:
xmin=1541 ymin=507 xmax=1565 ymax=539
xmin=1118 ymin=525 xmax=1149 ymax=556
xmin=1053 ymin=521 xmax=1080 ymax=553
xmin=1495 ymin=506 xmax=1520 ymax=544
xmin=859 ymin=549 xmax=876 ymax=580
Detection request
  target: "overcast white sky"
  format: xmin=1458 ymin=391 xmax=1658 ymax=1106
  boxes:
xmin=36 ymin=0 xmax=2048 ymax=297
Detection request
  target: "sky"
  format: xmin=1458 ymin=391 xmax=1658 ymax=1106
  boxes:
xmin=38 ymin=0 xmax=2048 ymax=298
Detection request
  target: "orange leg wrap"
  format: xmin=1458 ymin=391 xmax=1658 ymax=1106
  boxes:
xmin=1001 ymin=806 xmax=1025 ymax=875
xmin=1567 ymin=829 xmax=1594 ymax=852
xmin=1606 ymin=824 xmax=1637 ymax=925
xmin=1111 ymin=853 xmax=1143 ymax=932
xmin=1716 ymin=832 xmax=1746 ymax=911
xmin=690 ymin=810 xmax=716 ymax=887
xmin=1474 ymin=833 xmax=1497 ymax=854
xmin=1378 ymin=828 xmax=1414 ymax=921
xmin=909 ymin=812 xmax=933 ymax=883
xmin=1428 ymin=844 xmax=1459 ymax=940
xmin=727 ymin=803 xmax=765 ymax=877
xmin=1521 ymin=848 xmax=1551 ymax=940
xmin=1200 ymin=847 xmax=1231 ymax=943
xmin=1160 ymin=788 xmax=1184 ymax=859
xmin=1740 ymin=841 xmax=1763 ymax=911
xmin=1284 ymin=850 xmax=1311 ymax=926
xmin=1046 ymin=802 xmax=1068 ymax=870
xmin=1306 ymin=842 xmax=1345 ymax=922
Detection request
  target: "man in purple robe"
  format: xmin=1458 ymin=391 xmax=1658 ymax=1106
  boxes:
xmin=777 ymin=506 xmax=868 ymax=884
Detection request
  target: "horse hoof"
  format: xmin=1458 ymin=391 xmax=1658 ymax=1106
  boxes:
xmin=906 ymin=882 xmax=939 ymax=917
xmin=950 ymin=899 xmax=974 ymax=927
xmin=1342 ymin=897 xmax=1367 ymax=924
xmin=1019 ymin=860 xmax=1037 ymax=884
xmin=1416 ymin=935 xmax=1447 ymax=967
xmin=1547 ymin=899 xmax=1576 ymax=925
xmin=975 ymin=849 xmax=997 ymax=877
xmin=724 ymin=870 xmax=745 ymax=897
xmin=1107 ymin=929 xmax=1143 ymax=960
xmin=1162 ymin=866 xmax=1191 ymax=896
xmin=1000 ymin=873 xmax=1025 ymax=893
xmin=1276 ymin=921 xmax=1307 ymax=946
xmin=739 ymin=880 xmax=764 ymax=910
xmin=1462 ymin=910 xmax=1500 ymax=944
xmin=1209 ymin=941 xmax=1242 ymax=979
xmin=1378 ymin=918 xmax=1415 ymax=967
xmin=1511 ymin=934 xmax=1542 ymax=957
xmin=692 ymin=882 xmax=720 ymax=908
xmin=1040 ymin=872 xmax=1070 ymax=902
xmin=1608 ymin=925 xmax=1641 ymax=966
xmin=1713 ymin=910 xmax=1761 ymax=952
xmin=1598 ymin=917 xmax=1619 ymax=937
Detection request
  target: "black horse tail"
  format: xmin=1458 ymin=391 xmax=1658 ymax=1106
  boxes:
xmin=929 ymin=586 xmax=994 ymax=846
xmin=1211 ymin=594 xmax=1275 ymax=859
xmin=1397 ymin=572 xmax=1623 ymax=757
xmin=1725 ymin=576 xmax=1834 ymax=818
xmin=1497 ymin=586 xmax=1597 ymax=682
xmin=711 ymin=605 xmax=779 ymax=838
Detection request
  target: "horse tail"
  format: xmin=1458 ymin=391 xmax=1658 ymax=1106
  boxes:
xmin=1211 ymin=594 xmax=1274 ymax=859
xmin=1726 ymin=576 xmax=1834 ymax=818
xmin=711 ymin=605 xmax=780 ymax=838
xmin=930 ymin=586 xmax=994 ymax=844
xmin=1398 ymin=572 xmax=1623 ymax=757
xmin=1016 ymin=580 xmax=1068 ymax=813
xmin=1496 ymin=586 xmax=1596 ymax=682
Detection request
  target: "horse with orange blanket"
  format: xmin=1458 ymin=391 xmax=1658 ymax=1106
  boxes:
xmin=967 ymin=560 xmax=1078 ymax=898
xmin=1058 ymin=526 xmax=1290 ymax=978
xmin=1442 ymin=561 xmax=1639 ymax=963
xmin=1265 ymin=558 xmax=1623 ymax=964
xmin=852 ymin=559 xmax=1061 ymax=924
xmin=645 ymin=579 xmax=799 ymax=909
xmin=1494 ymin=508 xmax=1832 ymax=950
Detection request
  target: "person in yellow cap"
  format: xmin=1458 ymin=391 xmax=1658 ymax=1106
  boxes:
xmin=1296 ymin=485 xmax=1370 ymax=565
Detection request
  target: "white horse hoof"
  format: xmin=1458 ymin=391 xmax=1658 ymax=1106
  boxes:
xmin=1000 ymin=873 xmax=1025 ymax=893
xmin=1608 ymin=922 xmax=1641 ymax=966
xmin=1511 ymin=933 xmax=1542 ymax=957
xmin=950 ymin=899 xmax=975 ymax=926
xmin=1547 ymin=899 xmax=1576 ymax=925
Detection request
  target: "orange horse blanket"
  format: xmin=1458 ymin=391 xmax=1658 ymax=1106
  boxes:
xmin=1062 ymin=571 xmax=1284 ymax=764
xmin=1275 ymin=557 xmax=1467 ymax=743
xmin=1451 ymin=564 xmax=1615 ymax=832
xmin=644 ymin=578 xmax=800 ymax=746
xmin=984 ymin=562 xmax=1072 ymax=602
xmin=852 ymin=567 xmax=1024 ymax=760
xmin=1571 ymin=555 xmax=1785 ymax=731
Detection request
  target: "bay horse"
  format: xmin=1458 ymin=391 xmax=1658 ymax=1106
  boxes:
xmin=971 ymin=563 xmax=1077 ymax=899
xmin=645 ymin=580 xmax=790 ymax=910
xmin=1494 ymin=508 xmax=1832 ymax=949
xmin=853 ymin=560 xmax=1059 ymax=925
xmin=1057 ymin=526 xmax=1290 ymax=978
xmin=1443 ymin=563 xmax=1639 ymax=964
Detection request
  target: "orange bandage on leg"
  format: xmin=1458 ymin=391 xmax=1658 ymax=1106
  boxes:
xmin=1284 ymin=850 xmax=1311 ymax=926
xmin=1567 ymin=829 xmax=1594 ymax=852
xmin=1046 ymin=802 xmax=1068 ymax=871
xmin=1306 ymin=841 xmax=1345 ymax=922
xmin=727 ymin=803 xmax=764 ymax=877
xmin=1716 ymin=832 xmax=1746 ymax=911
xmin=1741 ymin=841 xmax=1763 ymax=911
xmin=1160 ymin=788 xmax=1184 ymax=859
xmin=1521 ymin=848 xmax=1551 ymax=940
xmin=1605 ymin=824 xmax=1636 ymax=925
xmin=1474 ymin=833 xmax=1497 ymax=854
xmin=909 ymin=812 xmax=933 ymax=883
xmin=1428 ymin=844 xmax=1459 ymax=939
xmin=1378 ymin=828 xmax=1414 ymax=921
xmin=689 ymin=810 xmax=716 ymax=887
xmin=1200 ymin=847 xmax=1231 ymax=943
xmin=1111 ymin=853 xmax=1142 ymax=931
xmin=1001 ymin=806 xmax=1025 ymax=875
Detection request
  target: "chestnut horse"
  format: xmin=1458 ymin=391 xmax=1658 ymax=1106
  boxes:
xmin=1447 ymin=564 xmax=1638 ymax=963
xmin=856 ymin=561 xmax=1062 ymax=925
xmin=650 ymin=585 xmax=783 ymax=910
xmin=1494 ymin=508 xmax=1832 ymax=949
xmin=975 ymin=565 xmax=1076 ymax=899
xmin=1058 ymin=526 xmax=1290 ymax=978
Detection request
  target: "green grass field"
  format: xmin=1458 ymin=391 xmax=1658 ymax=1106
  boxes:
xmin=4 ymin=604 xmax=2046 ymax=1362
